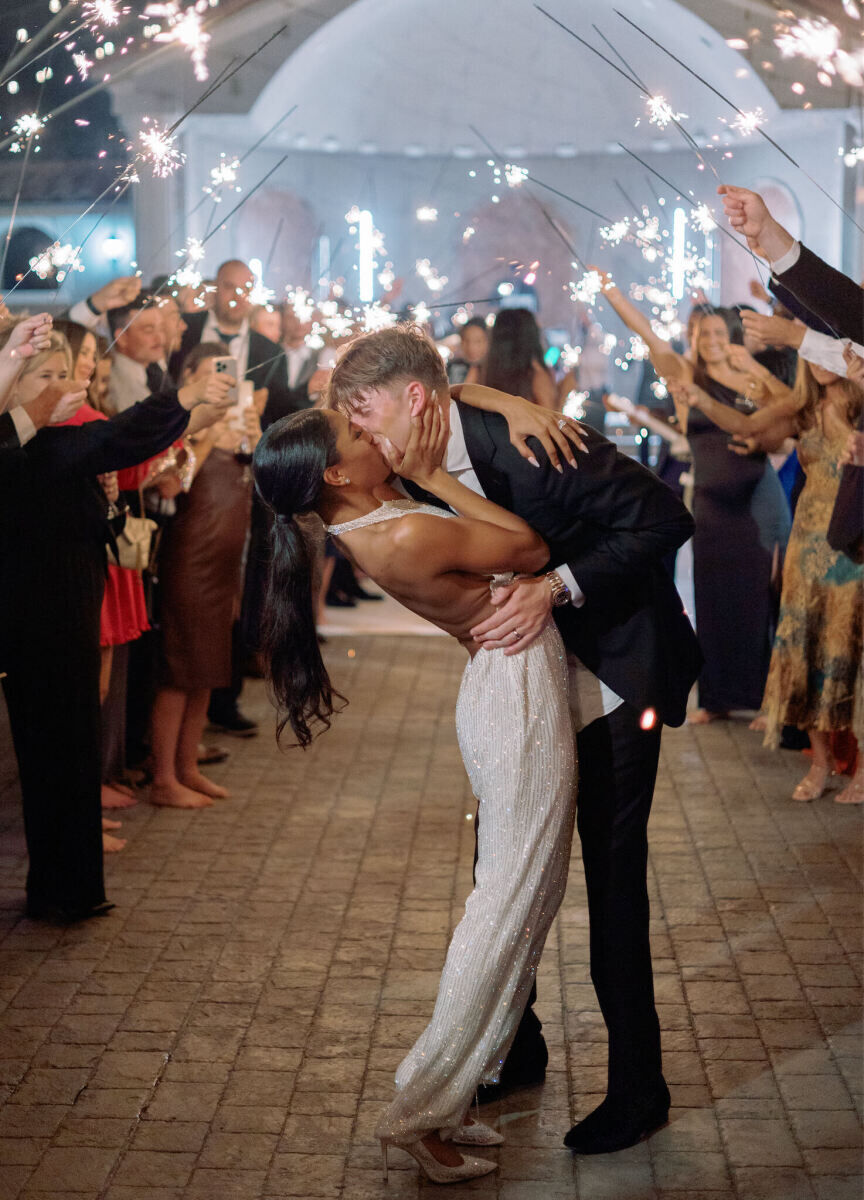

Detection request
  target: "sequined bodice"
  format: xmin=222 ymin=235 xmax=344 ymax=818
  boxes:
xmin=326 ymin=497 xmax=456 ymax=536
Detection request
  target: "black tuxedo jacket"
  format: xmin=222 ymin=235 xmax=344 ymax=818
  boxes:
xmin=775 ymin=244 xmax=864 ymax=344
xmin=409 ymin=402 xmax=701 ymax=727
xmin=170 ymin=312 xmax=293 ymax=429
xmin=0 ymin=412 xmax=22 ymax=453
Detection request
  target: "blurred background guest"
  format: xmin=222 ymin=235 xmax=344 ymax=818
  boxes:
xmin=447 ymin=316 xmax=489 ymax=386
xmin=483 ymin=307 xmax=557 ymax=408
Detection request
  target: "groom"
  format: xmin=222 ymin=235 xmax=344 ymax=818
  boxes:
xmin=328 ymin=325 xmax=700 ymax=1154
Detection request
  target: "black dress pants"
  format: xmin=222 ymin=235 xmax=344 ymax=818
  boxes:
xmin=3 ymin=561 xmax=106 ymax=913
xmin=504 ymin=701 xmax=664 ymax=1099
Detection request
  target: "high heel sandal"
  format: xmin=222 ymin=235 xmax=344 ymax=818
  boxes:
xmin=791 ymin=764 xmax=837 ymax=802
xmin=380 ymin=1138 xmax=497 ymax=1184
xmin=452 ymin=1120 xmax=504 ymax=1146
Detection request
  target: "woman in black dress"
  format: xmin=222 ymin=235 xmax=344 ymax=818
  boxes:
xmin=597 ymin=275 xmax=791 ymax=721
xmin=0 ymin=327 xmax=230 ymax=921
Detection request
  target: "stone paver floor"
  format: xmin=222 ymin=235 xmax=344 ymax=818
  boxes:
xmin=0 ymin=635 xmax=861 ymax=1200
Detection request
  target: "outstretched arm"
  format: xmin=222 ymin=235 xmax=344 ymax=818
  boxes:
xmin=452 ymin=382 xmax=586 ymax=469
xmin=669 ymin=379 xmax=798 ymax=441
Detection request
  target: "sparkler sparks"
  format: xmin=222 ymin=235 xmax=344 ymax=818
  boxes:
xmin=775 ymin=17 xmax=840 ymax=68
xmin=690 ymin=203 xmax=717 ymax=233
xmin=416 ymin=206 xmax=438 ymax=221
xmin=203 ymin=153 xmax=241 ymax=201
xmin=415 ymin=258 xmax=448 ymax=292
xmin=138 ymin=119 xmax=186 ymax=177
xmin=569 ymin=270 xmax=607 ymax=306
xmin=145 ymin=1 xmax=213 ymax=82
xmin=504 ymin=163 xmax=528 ymax=187
xmin=645 ymin=95 xmax=687 ymax=129
xmin=28 ymin=242 xmax=85 ymax=282
xmin=600 ymin=218 xmax=630 ymax=245
xmin=83 ymin=0 xmax=123 ymax=28
xmin=730 ymin=107 xmax=765 ymax=137
xmin=72 ymin=51 xmax=93 ymax=81
xmin=11 ymin=113 xmax=44 ymax=140
xmin=361 ymin=303 xmax=398 ymax=332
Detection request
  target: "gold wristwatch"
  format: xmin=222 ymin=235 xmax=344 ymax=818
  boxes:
xmin=546 ymin=570 xmax=572 ymax=607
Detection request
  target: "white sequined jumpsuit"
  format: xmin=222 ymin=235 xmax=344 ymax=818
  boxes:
xmin=327 ymin=500 xmax=577 ymax=1145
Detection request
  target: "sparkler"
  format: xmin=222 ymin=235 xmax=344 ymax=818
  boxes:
xmin=145 ymin=1 xmax=212 ymax=82
xmin=645 ymin=95 xmax=687 ymax=129
xmin=416 ymin=259 xmax=448 ymax=292
xmin=28 ymin=241 xmax=85 ymax=282
xmin=690 ymin=203 xmax=716 ymax=233
xmin=730 ymin=108 xmax=765 ymax=137
xmin=505 ymin=163 xmax=529 ymax=187
xmin=570 ymin=270 xmax=608 ymax=306
xmin=83 ymin=0 xmax=124 ymax=29
xmin=613 ymin=8 xmax=864 ymax=236
xmin=600 ymin=218 xmax=630 ymax=245
xmin=775 ymin=17 xmax=840 ymax=68
xmin=203 ymin=153 xmax=241 ymax=201
xmin=138 ymin=119 xmax=186 ymax=177
xmin=416 ymin=206 xmax=438 ymax=221
xmin=362 ymin=303 xmax=398 ymax=333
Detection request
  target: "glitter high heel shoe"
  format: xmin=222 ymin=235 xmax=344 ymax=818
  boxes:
xmin=380 ymin=1138 xmax=497 ymax=1184
xmin=452 ymin=1120 xmax=504 ymax=1146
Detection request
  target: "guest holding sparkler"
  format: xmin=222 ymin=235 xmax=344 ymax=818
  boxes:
xmin=595 ymin=270 xmax=791 ymax=723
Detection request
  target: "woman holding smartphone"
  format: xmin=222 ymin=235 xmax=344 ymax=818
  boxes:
xmin=149 ymin=343 xmax=262 ymax=808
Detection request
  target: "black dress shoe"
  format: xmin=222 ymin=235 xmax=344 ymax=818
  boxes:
xmin=351 ymin=585 xmax=384 ymax=601
xmin=207 ymin=710 xmax=258 ymax=737
xmin=25 ymin=900 xmax=115 ymax=924
xmin=564 ymin=1085 xmax=670 ymax=1154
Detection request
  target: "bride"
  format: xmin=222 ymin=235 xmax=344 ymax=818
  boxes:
xmin=253 ymin=399 xmax=577 ymax=1185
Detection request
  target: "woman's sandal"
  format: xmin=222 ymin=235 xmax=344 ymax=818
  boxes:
xmin=791 ymin=764 xmax=838 ymax=802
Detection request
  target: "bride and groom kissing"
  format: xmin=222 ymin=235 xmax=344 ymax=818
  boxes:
xmin=252 ymin=325 xmax=701 ymax=1184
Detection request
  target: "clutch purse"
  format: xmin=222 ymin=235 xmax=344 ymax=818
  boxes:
xmin=106 ymin=511 xmax=158 ymax=571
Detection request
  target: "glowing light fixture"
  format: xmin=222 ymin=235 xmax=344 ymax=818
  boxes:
xmin=358 ymin=209 xmax=374 ymax=303
xmin=671 ymin=207 xmax=687 ymax=300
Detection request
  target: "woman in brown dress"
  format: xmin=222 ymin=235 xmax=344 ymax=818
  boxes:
xmin=150 ymin=344 xmax=261 ymax=808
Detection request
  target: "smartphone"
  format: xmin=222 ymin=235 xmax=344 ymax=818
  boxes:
xmin=212 ymin=356 xmax=239 ymax=403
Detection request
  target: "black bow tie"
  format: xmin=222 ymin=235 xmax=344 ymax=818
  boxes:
xmin=146 ymin=362 xmax=165 ymax=394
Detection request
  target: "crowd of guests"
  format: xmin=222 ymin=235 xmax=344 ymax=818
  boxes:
xmin=0 ymin=181 xmax=862 ymax=922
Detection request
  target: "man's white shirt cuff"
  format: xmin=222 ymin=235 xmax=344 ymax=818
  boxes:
xmin=9 ymin=407 xmax=37 ymax=445
xmin=555 ymin=564 xmax=585 ymax=608
xmin=770 ymin=240 xmax=801 ymax=276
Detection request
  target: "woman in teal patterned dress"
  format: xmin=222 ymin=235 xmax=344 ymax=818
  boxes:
xmin=673 ymin=359 xmax=863 ymax=805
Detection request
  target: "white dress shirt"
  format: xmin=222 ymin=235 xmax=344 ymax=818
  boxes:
xmin=799 ymin=328 xmax=862 ymax=377
xmin=447 ymin=402 xmax=622 ymax=730
xmin=107 ymin=352 xmax=153 ymax=414
xmin=202 ymin=312 xmax=251 ymax=375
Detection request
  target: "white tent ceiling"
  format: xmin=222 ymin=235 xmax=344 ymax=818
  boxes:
xmin=241 ymin=0 xmax=778 ymax=157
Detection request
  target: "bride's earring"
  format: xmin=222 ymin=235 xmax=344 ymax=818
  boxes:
xmin=344 ymin=477 xmax=350 ymax=484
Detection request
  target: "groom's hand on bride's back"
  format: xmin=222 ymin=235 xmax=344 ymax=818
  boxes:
xmin=470 ymin=575 xmax=553 ymax=656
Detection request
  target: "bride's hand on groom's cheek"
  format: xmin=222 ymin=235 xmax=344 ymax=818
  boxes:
xmin=470 ymin=576 xmax=552 ymax=655
xmin=385 ymin=403 xmax=446 ymax=483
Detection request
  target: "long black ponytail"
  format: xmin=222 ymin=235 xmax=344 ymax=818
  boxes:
xmin=252 ymin=409 xmax=346 ymax=748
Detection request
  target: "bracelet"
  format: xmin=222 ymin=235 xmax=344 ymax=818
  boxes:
xmin=546 ymin=570 xmax=572 ymax=608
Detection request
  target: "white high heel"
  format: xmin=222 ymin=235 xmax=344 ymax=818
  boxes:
xmin=452 ymin=1119 xmax=504 ymax=1146
xmin=380 ymin=1138 xmax=497 ymax=1184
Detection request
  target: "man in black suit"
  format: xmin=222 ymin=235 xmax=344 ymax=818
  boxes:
xmin=170 ymin=259 xmax=292 ymax=427
xmin=719 ymin=183 xmax=864 ymax=344
xmin=327 ymin=326 xmax=701 ymax=1154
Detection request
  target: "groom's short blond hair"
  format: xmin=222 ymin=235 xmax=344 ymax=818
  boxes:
xmin=326 ymin=323 xmax=449 ymax=414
